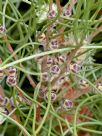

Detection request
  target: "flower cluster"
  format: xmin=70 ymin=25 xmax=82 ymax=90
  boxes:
xmin=36 ymin=0 xmax=101 ymax=112
xmin=36 ymin=4 xmax=78 ymax=110
xmin=0 ymin=96 xmax=14 ymax=119
xmin=0 ymin=94 xmax=31 ymax=117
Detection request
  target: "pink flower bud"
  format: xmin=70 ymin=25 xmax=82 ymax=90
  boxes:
xmin=7 ymin=67 xmax=16 ymax=77
xmin=6 ymin=76 xmax=17 ymax=86
xmin=63 ymin=8 xmax=72 ymax=17
xmin=47 ymin=56 xmax=54 ymax=67
xmin=50 ymin=39 xmax=59 ymax=50
xmin=50 ymin=65 xmax=61 ymax=75
xmin=63 ymin=99 xmax=73 ymax=109
xmin=70 ymin=63 xmax=80 ymax=73
xmin=0 ymin=25 xmax=6 ymax=34
xmin=1 ymin=97 xmax=9 ymax=106
xmin=48 ymin=9 xmax=56 ymax=19
xmin=57 ymin=55 xmax=67 ymax=65
xmin=44 ymin=91 xmax=57 ymax=102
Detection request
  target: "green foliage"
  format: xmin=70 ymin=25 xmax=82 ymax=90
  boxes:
xmin=0 ymin=0 xmax=102 ymax=136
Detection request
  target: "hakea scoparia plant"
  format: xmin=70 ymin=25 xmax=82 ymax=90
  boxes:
xmin=0 ymin=0 xmax=102 ymax=136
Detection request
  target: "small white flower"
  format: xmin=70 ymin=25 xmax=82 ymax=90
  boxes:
xmin=63 ymin=99 xmax=73 ymax=109
xmin=44 ymin=91 xmax=57 ymax=102
xmin=50 ymin=65 xmax=61 ymax=75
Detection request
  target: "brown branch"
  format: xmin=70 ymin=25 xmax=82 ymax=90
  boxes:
xmin=3 ymin=36 xmax=17 ymax=59
xmin=49 ymin=0 xmax=53 ymax=11
xmin=0 ymin=85 xmax=5 ymax=97
xmin=58 ymin=27 xmax=65 ymax=44
xmin=56 ymin=0 xmax=62 ymax=13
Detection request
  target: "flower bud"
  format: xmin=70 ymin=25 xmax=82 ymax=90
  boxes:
xmin=96 ymin=83 xmax=102 ymax=92
xmin=6 ymin=76 xmax=17 ymax=86
xmin=50 ymin=39 xmax=59 ymax=50
xmin=57 ymin=55 xmax=67 ymax=65
xmin=70 ymin=63 xmax=80 ymax=73
xmin=1 ymin=97 xmax=9 ymax=106
xmin=63 ymin=99 xmax=73 ymax=109
xmin=48 ymin=9 xmax=56 ymax=19
xmin=0 ymin=25 xmax=6 ymax=34
xmin=47 ymin=56 xmax=54 ymax=67
xmin=79 ymin=80 xmax=88 ymax=89
xmin=7 ymin=67 xmax=16 ymax=77
xmin=50 ymin=65 xmax=61 ymax=75
xmin=63 ymin=8 xmax=72 ymax=17
xmin=44 ymin=91 xmax=57 ymax=102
